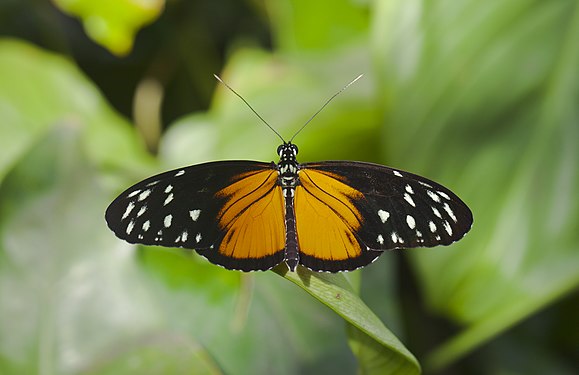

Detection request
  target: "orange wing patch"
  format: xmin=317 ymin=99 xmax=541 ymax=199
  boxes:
xmin=215 ymin=170 xmax=285 ymax=259
xmin=295 ymin=169 xmax=364 ymax=261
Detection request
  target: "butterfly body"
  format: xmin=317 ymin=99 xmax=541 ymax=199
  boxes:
xmin=106 ymin=142 xmax=473 ymax=272
xmin=275 ymin=143 xmax=305 ymax=271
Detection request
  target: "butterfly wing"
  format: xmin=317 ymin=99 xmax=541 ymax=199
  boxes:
xmin=294 ymin=167 xmax=382 ymax=272
xmin=295 ymin=161 xmax=473 ymax=272
xmin=105 ymin=161 xmax=286 ymax=271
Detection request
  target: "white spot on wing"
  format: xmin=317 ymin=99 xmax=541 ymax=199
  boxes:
xmin=137 ymin=205 xmax=147 ymax=217
xmin=175 ymin=170 xmax=185 ymax=177
xmin=405 ymin=184 xmax=414 ymax=194
xmin=438 ymin=191 xmax=451 ymax=200
xmin=443 ymin=221 xmax=453 ymax=235
xmin=391 ymin=232 xmax=398 ymax=243
xmin=164 ymin=185 xmax=173 ymax=193
xmin=138 ymin=189 xmax=151 ymax=201
xmin=127 ymin=190 xmax=141 ymax=198
xmin=378 ymin=209 xmax=390 ymax=223
xmin=377 ymin=234 xmax=384 ymax=245
xmin=404 ymin=193 xmax=416 ymax=207
xmin=122 ymin=201 xmax=135 ymax=220
xmin=164 ymin=193 xmax=174 ymax=206
xmin=443 ymin=202 xmax=457 ymax=222
xmin=126 ymin=220 xmax=135 ymax=234
xmin=190 ymin=209 xmax=201 ymax=222
xmin=164 ymin=214 xmax=172 ymax=228
xmin=182 ymin=231 xmax=188 ymax=242
xmin=391 ymin=232 xmax=404 ymax=244
xmin=393 ymin=170 xmax=403 ymax=177
xmin=406 ymin=215 xmax=416 ymax=229
xmin=142 ymin=220 xmax=150 ymax=232
xmin=429 ymin=221 xmax=437 ymax=233
xmin=427 ymin=190 xmax=441 ymax=202
xmin=196 ymin=233 xmax=202 ymax=243
xmin=432 ymin=206 xmax=442 ymax=218
xmin=416 ymin=230 xmax=422 ymax=237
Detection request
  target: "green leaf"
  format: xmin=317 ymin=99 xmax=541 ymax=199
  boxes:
xmin=136 ymin=247 xmax=364 ymax=374
xmin=267 ymin=0 xmax=370 ymax=51
xmin=371 ymin=0 xmax=579 ymax=369
xmin=53 ymin=0 xmax=165 ymax=56
xmin=0 ymin=39 xmax=150 ymax=183
xmin=277 ymin=267 xmax=421 ymax=375
xmin=82 ymin=338 xmax=222 ymax=375
xmin=0 ymin=127 xmax=188 ymax=375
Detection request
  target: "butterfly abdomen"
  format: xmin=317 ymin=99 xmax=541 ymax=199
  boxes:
xmin=284 ymin=196 xmax=299 ymax=271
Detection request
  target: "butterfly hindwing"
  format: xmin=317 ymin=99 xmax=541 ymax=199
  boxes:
xmin=300 ymin=161 xmax=473 ymax=254
xmin=105 ymin=161 xmax=286 ymax=271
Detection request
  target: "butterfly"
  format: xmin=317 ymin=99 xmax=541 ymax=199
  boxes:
xmin=105 ymin=75 xmax=473 ymax=272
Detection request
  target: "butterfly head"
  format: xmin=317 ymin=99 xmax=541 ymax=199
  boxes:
xmin=277 ymin=143 xmax=300 ymax=188
xmin=277 ymin=142 xmax=299 ymax=162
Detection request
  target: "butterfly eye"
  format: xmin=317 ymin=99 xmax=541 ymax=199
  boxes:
xmin=291 ymin=144 xmax=298 ymax=155
xmin=277 ymin=144 xmax=284 ymax=156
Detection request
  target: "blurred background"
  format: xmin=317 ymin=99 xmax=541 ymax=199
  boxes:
xmin=0 ymin=0 xmax=578 ymax=374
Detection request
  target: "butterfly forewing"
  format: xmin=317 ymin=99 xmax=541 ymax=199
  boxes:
xmin=105 ymin=161 xmax=286 ymax=271
xmin=301 ymin=161 xmax=473 ymax=252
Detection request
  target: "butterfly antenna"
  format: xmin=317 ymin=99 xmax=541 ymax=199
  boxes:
xmin=214 ymin=74 xmax=285 ymax=143
xmin=289 ymin=74 xmax=363 ymax=143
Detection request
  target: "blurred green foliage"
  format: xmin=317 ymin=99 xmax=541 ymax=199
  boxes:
xmin=0 ymin=0 xmax=578 ymax=374
xmin=53 ymin=0 xmax=164 ymax=56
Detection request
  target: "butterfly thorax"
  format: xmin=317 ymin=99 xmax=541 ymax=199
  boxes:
xmin=276 ymin=143 xmax=300 ymax=197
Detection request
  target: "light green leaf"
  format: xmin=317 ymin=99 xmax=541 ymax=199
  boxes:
xmin=371 ymin=0 xmax=579 ymax=369
xmin=0 ymin=127 xmax=206 ymax=374
xmin=267 ymin=0 xmax=369 ymax=51
xmin=53 ymin=0 xmax=165 ymax=56
xmin=0 ymin=39 xmax=150 ymax=184
xmin=278 ymin=267 xmax=421 ymax=375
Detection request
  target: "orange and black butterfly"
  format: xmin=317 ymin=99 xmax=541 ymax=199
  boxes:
xmin=106 ymin=75 xmax=473 ymax=272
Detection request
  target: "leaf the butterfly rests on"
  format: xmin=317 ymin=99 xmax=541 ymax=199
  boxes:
xmin=105 ymin=76 xmax=473 ymax=273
